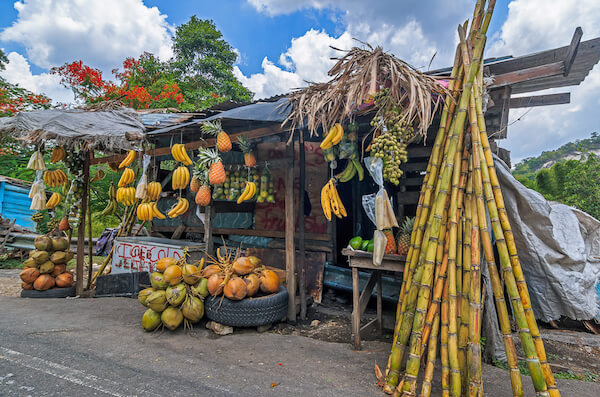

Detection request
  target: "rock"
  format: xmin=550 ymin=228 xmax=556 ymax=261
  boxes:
xmin=206 ymin=321 xmax=233 ymax=336
xmin=310 ymin=320 xmax=320 ymax=327
xmin=257 ymin=324 xmax=272 ymax=333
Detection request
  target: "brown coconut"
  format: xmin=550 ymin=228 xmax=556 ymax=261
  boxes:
xmin=201 ymin=264 xmax=222 ymax=278
xmin=55 ymin=272 xmax=74 ymax=288
xmin=51 ymin=264 xmax=67 ymax=277
xmin=259 ymin=270 xmax=280 ymax=294
xmin=33 ymin=274 xmax=55 ymax=291
xmin=224 ymin=277 xmax=247 ymax=300
xmin=20 ymin=268 xmax=40 ymax=284
xmin=232 ymin=257 xmax=254 ymax=276
xmin=247 ymin=256 xmax=263 ymax=267
xmin=207 ymin=273 xmax=225 ymax=296
xmin=22 ymin=281 xmax=34 ymax=290
xmin=244 ymin=273 xmax=260 ymax=297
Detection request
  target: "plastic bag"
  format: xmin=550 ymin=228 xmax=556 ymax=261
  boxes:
xmin=29 ymin=171 xmax=46 ymax=210
xmin=362 ymin=157 xmax=398 ymax=228
xmin=135 ymin=154 xmax=151 ymax=199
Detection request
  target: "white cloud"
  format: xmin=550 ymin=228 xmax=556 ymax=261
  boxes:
xmin=234 ymin=29 xmax=353 ymax=99
xmin=240 ymin=0 xmax=472 ymax=99
xmin=0 ymin=52 xmax=73 ymax=104
xmin=488 ymin=0 xmax=600 ymax=162
xmin=1 ymin=0 xmax=173 ymax=72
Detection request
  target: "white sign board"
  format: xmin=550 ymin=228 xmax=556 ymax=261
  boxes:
xmin=111 ymin=239 xmax=185 ymax=274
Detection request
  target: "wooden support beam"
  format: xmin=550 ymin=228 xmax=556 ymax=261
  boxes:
xmin=285 ymin=141 xmax=296 ymax=323
xmin=298 ymin=135 xmax=307 ymax=320
xmin=204 ymin=205 xmax=214 ymax=256
xmin=76 ymin=151 xmax=90 ymax=296
xmin=564 ymin=27 xmax=583 ymax=76
xmin=489 ymin=61 xmax=564 ymax=88
xmin=358 ymin=271 xmax=379 ymax=315
xmin=499 ymin=85 xmax=512 ymax=139
xmin=91 ymin=124 xmax=284 ymax=165
xmin=151 ymin=225 xmax=331 ymax=242
xmin=509 ymin=93 xmax=570 ymax=108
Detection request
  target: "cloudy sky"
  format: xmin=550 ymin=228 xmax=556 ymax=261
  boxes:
xmin=0 ymin=0 xmax=598 ymax=162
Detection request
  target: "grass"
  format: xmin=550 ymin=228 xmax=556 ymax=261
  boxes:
xmin=0 ymin=256 xmax=24 ymax=269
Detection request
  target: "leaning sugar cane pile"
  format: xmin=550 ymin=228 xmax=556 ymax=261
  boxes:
xmin=378 ymin=1 xmax=560 ymax=396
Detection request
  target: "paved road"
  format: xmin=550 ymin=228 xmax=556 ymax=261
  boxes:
xmin=0 ymin=296 xmax=598 ymax=396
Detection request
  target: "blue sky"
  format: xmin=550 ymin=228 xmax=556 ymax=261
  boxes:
xmin=0 ymin=0 xmax=598 ymax=162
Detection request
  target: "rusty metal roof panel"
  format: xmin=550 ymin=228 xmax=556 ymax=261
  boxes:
xmin=138 ymin=113 xmax=200 ymax=129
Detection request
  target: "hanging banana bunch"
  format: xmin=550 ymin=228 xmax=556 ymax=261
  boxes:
xmin=43 ymin=170 xmax=68 ymax=187
xmin=45 ymin=192 xmax=62 ymax=209
xmin=118 ymin=150 xmax=137 ymax=169
xmin=50 ymin=147 xmax=66 ymax=163
xmin=101 ymin=183 xmax=118 ymax=216
xmin=320 ymin=178 xmax=347 ymax=221
xmin=171 ymin=166 xmax=190 ymax=190
xmin=167 ymin=198 xmax=189 ymax=218
xmin=150 ymin=202 xmax=166 ymax=219
xmin=335 ymin=159 xmax=365 ymax=182
xmin=147 ymin=182 xmax=162 ymax=201
xmin=118 ymin=168 xmax=135 ymax=187
xmin=236 ymin=181 xmax=257 ymax=204
xmin=320 ymin=123 xmax=344 ymax=150
xmin=116 ymin=187 xmax=136 ymax=206
xmin=136 ymin=201 xmax=167 ymax=221
xmin=171 ymin=144 xmax=193 ymax=166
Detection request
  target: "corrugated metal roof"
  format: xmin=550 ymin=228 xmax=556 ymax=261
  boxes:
xmin=0 ymin=180 xmax=35 ymax=229
xmin=138 ymin=113 xmax=199 ymax=129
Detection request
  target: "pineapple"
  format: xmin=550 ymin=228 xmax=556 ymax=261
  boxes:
xmin=198 ymin=148 xmax=226 ymax=185
xmin=201 ymin=120 xmax=232 ymax=153
xmin=237 ymin=135 xmax=256 ymax=167
xmin=396 ymin=216 xmax=415 ymax=256
xmin=383 ymin=229 xmax=396 ymax=254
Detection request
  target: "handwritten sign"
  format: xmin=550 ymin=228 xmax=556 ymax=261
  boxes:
xmin=111 ymin=240 xmax=184 ymax=274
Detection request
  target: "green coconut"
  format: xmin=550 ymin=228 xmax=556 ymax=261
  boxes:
xmin=150 ymin=272 xmax=168 ymax=290
xmin=146 ymin=290 xmax=168 ymax=313
xmin=34 ymin=235 xmax=53 ymax=251
xmin=190 ymin=278 xmax=209 ymax=298
xmin=39 ymin=261 xmax=55 ymax=274
xmin=138 ymin=288 xmax=154 ymax=307
xmin=23 ymin=258 xmax=38 ymax=268
xmin=141 ymin=309 xmax=161 ymax=332
xmin=31 ymin=250 xmax=49 ymax=265
xmin=52 ymin=237 xmax=69 ymax=251
xmin=181 ymin=296 xmax=204 ymax=323
xmin=50 ymin=251 xmax=68 ymax=264
xmin=166 ymin=283 xmax=187 ymax=306
xmin=161 ymin=306 xmax=183 ymax=331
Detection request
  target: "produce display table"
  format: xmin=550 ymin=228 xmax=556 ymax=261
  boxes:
xmin=341 ymin=248 xmax=405 ymax=350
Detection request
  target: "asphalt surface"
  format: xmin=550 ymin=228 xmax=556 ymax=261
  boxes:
xmin=1 ymin=296 xmax=599 ymax=397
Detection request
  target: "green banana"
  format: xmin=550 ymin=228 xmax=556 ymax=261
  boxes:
xmin=337 ymin=160 xmax=357 ymax=182
xmin=108 ymin=183 xmax=117 ymax=200
xmin=101 ymin=199 xmax=117 ymax=216
xmin=351 ymin=159 xmax=364 ymax=181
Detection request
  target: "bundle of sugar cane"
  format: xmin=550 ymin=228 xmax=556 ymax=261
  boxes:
xmin=377 ymin=1 xmax=560 ymax=396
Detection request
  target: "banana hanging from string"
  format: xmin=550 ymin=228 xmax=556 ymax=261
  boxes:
xmin=320 ymin=123 xmax=344 ymax=150
xmin=118 ymin=168 xmax=135 ymax=187
xmin=43 ymin=169 xmax=68 ymax=187
xmin=334 ymin=158 xmax=365 ymax=183
xmin=118 ymin=150 xmax=137 ymax=169
xmin=101 ymin=183 xmax=118 ymax=216
xmin=320 ymin=178 xmax=347 ymax=221
xmin=45 ymin=192 xmax=62 ymax=209
xmin=167 ymin=198 xmax=189 ymax=218
xmin=50 ymin=147 xmax=66 ymax=163
xmin=236 ymin=181 xmax=256 ymax=204
xmin=171 ymin=166 xmax=190 ymax=190
xmin=171 ymin=144 xmax=193 ymax=166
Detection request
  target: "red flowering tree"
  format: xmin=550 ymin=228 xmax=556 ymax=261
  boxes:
xmin=0 ymin=49 xmax=51 ymax=117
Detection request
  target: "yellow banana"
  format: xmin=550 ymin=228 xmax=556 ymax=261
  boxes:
xmin=326 ymin=180 xmax=342 ymax=218
xmin=119 ymin=150 xmax=136 ymax=169
xmin=179 ymin=198 xmax=189 ymax=214
xmin=237 ymin=182 xmax=252 ymax=204
xmin=151 ymin=202 xmax=166 ymax=219
xmin=331 ymin=123 xmax=344 ymax=145
xmin=147 ymin=182 xmax=161 ymax=201
xmin=46 ymin=192 xmax=62 ymax=209
xmin=171 ymin=144 xmax=182 ymax=162
xmin=168 ymin=198 xmax=184 ymax=218
xmin=320 ymin=125 xmax=338 ymax=150
xmin=328 ymin=179 xmax=347 ymax=217
xmin=321 ymin=183 xmax=332 ymax=221
xmin=177 ymin=145 xmax=193 ymax=166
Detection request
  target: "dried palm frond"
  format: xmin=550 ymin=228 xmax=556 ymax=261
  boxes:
xmin=282 ymin=45 xmax=448 ymax=139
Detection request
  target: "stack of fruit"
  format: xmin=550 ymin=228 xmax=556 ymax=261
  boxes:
xmin=347 ymin=217 xmax=414 ymax=257
xmin=257 ymin=167 xmax=275 ymax=203
xmin=139 ymin=256 xmax=207 ymax=332
xmin=19 ymin=235 xmax=74 ymax=291
xmin=203 ymin=249 xmax=280 ymax=301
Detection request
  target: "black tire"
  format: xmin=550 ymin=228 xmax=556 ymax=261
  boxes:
xmin=205 ymin=286 xmax=288 ymax=327
xmin=20 ymin=286 xmax=76 ymax=299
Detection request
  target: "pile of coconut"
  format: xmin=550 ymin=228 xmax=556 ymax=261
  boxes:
xmin=20 ymin=235 xmax=74 ymax=291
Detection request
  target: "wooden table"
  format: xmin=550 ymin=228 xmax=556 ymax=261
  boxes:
xmin=341 ymin=248 xmax=405 ymax=350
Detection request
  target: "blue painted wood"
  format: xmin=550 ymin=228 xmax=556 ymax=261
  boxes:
xmin=0 ymin=180 xmax=35 ymax=228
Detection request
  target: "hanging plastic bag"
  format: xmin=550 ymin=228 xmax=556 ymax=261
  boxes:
xmin=362 ymin=157 xmax=398 ymax=229
xmin=372 ymin=230 xmax=387 ymax=266
xmin=135 ymin=154 xmax=151 ymax=199
xmin=27 ymin=150 xmax=46 ymax=171
xmin=29 ymin=171 xmax=46 ymax=210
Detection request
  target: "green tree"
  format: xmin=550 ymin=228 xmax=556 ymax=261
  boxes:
xmin=171 ymin=16 xmax=253 ymax=110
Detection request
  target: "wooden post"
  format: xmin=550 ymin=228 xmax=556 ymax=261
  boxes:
xmin=285 ymin=138 xmax=297 ymax=323
xmin=352 ymin=267 xmax=361 ymax=349
xmin=204 ymin=205 xmax=214 ymax=255
xmin=377 ymin=270 xmax=383 ymax=334
xmin=85 ymin=179 xmax=93 ymax=290
xmin=76 ymin=151 xmax=90 ymax=296
xmin=298 ymin=133 xmax=307 ymax=320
